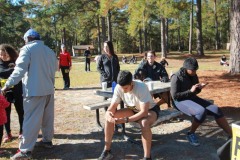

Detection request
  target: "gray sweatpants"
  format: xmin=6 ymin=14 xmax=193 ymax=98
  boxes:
xmin=19 ymin=94 xmax=54 ymax=152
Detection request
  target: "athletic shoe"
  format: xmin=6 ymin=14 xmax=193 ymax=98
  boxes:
xmin=3 ymin=133 xmax=13 ymax=143
xmin=35 ymin=140 xmax=53 ymax=148
xmin=186 ymin=132 xmax=200 ymax=146
xmin=98 ymin=150 xmax=113 ymax=160
xmin=11 ymin=150 xmax=32 ymax=160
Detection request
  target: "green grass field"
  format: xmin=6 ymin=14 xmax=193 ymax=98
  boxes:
xmin=55 ymin=51 xmax=229 ymax=89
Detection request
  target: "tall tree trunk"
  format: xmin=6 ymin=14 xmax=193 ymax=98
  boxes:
xmin=107 ymin=11 xmax=112 ymax=41
xmin=189 ymin=0 xmax=193 ymax=54
xmin=97 ymin=16 xmax=101 ymax=55
xmin=177 ymin=20 xmax=181 ymax=52
xmin=143 ymin=27 xmax=148 ymax=51
xmin=229 ymin=0 xmax=240 ymax=74
xmin=161 ymin=18 xmax=167 ymax=58
xmin=101 ymin=17 xmax=107 ymax=42
xmin=196 ymin=0 xmax=204 ymax=56
xmin=61 ymin=27 xmax=66 ymax=45
xmin=165 ymin=18 xmax=169 ymax=53
xmin=214 ymin=0 xmax=220 ymax=50
xmin=139 ymin=29 xmax=143 ymax=53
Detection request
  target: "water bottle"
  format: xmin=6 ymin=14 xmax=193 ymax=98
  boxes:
xmin=112 ymin=81 xmax=117 ymax=93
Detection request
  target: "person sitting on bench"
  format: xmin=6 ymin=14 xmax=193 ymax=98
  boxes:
xmin=170 ymin=57 xmax=232 ymax=147
xmin=98 ymin=70 xmax=159 ymax=160
xmin=135 ymin=51 xmax=169 ymax=106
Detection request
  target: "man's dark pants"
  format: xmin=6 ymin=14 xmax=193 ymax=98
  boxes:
xmin=85 ymin=58 xmax=90 ymax=71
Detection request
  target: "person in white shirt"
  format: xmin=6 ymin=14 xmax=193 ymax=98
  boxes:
xmin=98 ymin=70 xmax=159 ymax=160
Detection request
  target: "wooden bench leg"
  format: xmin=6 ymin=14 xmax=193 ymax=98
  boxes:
xmin=167 ymin=91 xmax=171 ymax=108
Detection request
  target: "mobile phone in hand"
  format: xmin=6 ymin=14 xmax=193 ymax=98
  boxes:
xmin=200 ymin=82 xmax=209 ymax=87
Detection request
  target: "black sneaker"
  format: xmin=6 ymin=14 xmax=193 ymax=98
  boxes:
xmin=98 ymin=150 xmax=113 ymax=160
xmin=35 ymin=140 xmax=53 ymax=148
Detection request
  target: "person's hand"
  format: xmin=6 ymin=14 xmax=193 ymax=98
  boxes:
xmin=190 ymin=84 xmax=200 ymax=92
xmin=198 ymin=82 xmax=209 ymax=89
xmin=105 ymin=111 xmax=115 ymax=123
xmin=1 ymin=86 xmax=9 ymax=96
xmin=114 ymin=117 xmax=126 ymax=124
xmin=69 ymin=66 xmax=72 ymax=70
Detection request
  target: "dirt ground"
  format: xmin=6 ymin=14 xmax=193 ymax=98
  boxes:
xmin=1 ymin=70 xmax=240 ymax=160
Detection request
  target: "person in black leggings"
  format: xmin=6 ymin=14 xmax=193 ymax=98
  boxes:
xmin=171 ymin=57 xmax=232 ymax=146
xmin=0 ymin=44 xmax=24 ymax=142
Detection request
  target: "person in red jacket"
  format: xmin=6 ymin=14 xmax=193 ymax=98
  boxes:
xmin=58 ymin=44 xmax=72 ymax=90
xmin=0 ymin=93 xmax=10 ymax=155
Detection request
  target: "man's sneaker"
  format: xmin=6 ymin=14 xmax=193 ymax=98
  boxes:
xmin=98 ymin=150 xmax=113 ymax=160
xmin=3 ymin=133 xmax=13 ymax=143
xmin=35 ymin=140 xmax=53 ymax=148
xmin=186 ymin=132 xmax=200 ymax=146
xmin=11 ymin=150 xmax=32 ymax=160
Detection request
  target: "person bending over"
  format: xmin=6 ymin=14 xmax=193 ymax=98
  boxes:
xmin=99 ymin=70 xmax=159 ymax=160
xmin=171 ymin=57 xmax=232 ymax=146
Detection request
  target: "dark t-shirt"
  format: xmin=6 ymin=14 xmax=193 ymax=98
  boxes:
xmin=84 ymin=50 xmax=91 ymax=59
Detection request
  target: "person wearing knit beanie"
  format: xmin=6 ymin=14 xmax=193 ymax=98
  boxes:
xmin=183 ymin=57 xmax=199 ymax=70
xmin=170 ymin=57 xmax=232 ymax=148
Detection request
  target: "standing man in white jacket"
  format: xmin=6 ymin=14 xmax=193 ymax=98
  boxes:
xmin=1 ymin=28 xmax=57 ymax=160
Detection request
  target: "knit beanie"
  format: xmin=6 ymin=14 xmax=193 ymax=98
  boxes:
xmin=183 ymin=57 xmax=199 ymax=70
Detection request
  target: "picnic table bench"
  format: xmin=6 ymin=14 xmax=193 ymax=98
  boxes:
xmin=83 ymin=82 xmax=181 ymax=130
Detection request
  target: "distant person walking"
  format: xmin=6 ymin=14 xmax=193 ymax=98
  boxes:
xmin=97 ymin=41 xmax=120 ymax=89
xmin=0 ymin=44 xmax=24 ymax=142
xmin=59 ymin=44 xmax=72 ymax=90
xmin=1 ymin=28 xmax=57 ymax=159
xmin=84 ymin=47 xmax=91 ymax=72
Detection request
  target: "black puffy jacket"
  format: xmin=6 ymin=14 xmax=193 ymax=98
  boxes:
xmin=171 ymin=67 xmax=201 ymax=101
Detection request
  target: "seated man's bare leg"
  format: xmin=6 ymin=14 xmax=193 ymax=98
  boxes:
xmin=138 ymin=110 xmax=157 ymax=158
xmin=104 ymin=108 xmax=134 ymax=151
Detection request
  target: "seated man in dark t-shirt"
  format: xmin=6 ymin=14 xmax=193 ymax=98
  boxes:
xmin=134 ymin=50 xmax=169 ymax=105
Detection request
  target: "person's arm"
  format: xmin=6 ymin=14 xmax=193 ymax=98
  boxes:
xmin=159 ymin=64 xmax=169 ymax=82
xmin=170 ymin=74 xmax=198 ymax=100
xmin=97 ymin=55 xmax=108 ymax=79
xmin=2 ymin=48 xmax=30 ymax=93
xmin=105 ymin=102 xmax=119 ymax=123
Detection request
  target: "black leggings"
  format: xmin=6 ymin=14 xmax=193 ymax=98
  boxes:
xmin=85 ymin=58 xmax=90 ymax=71
xmin=4 ymin=82 xmax=24 ymax=135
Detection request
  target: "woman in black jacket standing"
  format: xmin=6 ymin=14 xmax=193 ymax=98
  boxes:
xmin=0 ymin=44 xmax=24 ymax=142
xmin=97 ymin=41 xmax=120 ymax=89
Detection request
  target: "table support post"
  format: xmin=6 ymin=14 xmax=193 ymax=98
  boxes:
xmin=96 ymin=109 xmax=103 ymax=129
